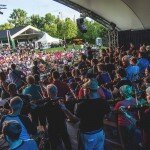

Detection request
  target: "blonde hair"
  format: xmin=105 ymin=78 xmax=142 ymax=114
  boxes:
xmin=146 ymin=87 xmax=150 ymax=95
xmin=47 ymin=84 xmax=58 ymax=96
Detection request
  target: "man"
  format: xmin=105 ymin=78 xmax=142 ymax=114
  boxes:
xmin=60 ymin=79 xmax=110 ymax=150
xmin=126 ymin=57 xmax=140 ymax=82
xmin=23 ymin=75 xmax=46 ymax=130
xmin=113 ymin=68 xmax=132 ymax=96
xmin=4 ymin=83 xmax=31 ymax=116
xmin=8 ymin=64 xmax=26 ymax=90
xmin=36 ymin=84 xmax=72 ymax=150
xmin=31 ymin=60 xmax=40 ymax=75
xmin=2 ymin=120 xmax=38 ymax=150
xmin=137 ymin=52 xmax=149 ymax=76
xmin=52 ymin=71 xmax=70 ymax=98
xmin=78 ymin=54 xmax=90 ymax=70
xmin=1 ymin=96 xmax=37 ymax=140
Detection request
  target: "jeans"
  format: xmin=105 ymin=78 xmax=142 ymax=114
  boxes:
xmin=80 ymin=129 xmax=105 ymax=150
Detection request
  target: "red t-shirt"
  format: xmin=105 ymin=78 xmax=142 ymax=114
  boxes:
xmin=114 ymin=98 xmax=137 ymax=126
xmin=53 ymin=80 xmax=70 ymax=98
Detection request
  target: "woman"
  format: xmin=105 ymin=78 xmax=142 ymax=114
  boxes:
xmin=114 ymin=85 xmax=140 ymax=150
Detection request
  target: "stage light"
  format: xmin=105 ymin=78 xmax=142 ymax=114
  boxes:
xmin=77 ymin=17 xmax=87 ymax=33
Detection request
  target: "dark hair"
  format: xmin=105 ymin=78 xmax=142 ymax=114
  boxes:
xmin=11 ymin=64 xmax=16 ymax=70
xmin=130 ymin=57 xmax=137 ymax=64
xmin=2 ymin=120 xmax=22 ymax=141
xmin=91 ymin=59 xmax=98 ymax=65
xmin=52 ymin=71 xmax=60 ymax=79
xmin=80 ymin=54 xmax=87 ymax=61
xmin=139 ymin=51 xmax=146 ymax=58
xmin=145 ymin=76 xmax=150 ymax=83
xmin=63 ymin=65 xmax=70 ymax=72
xmin=98 ymin=63 xmax=106 ymax=71
xmin=34 ymin=74 xmax=40 ymax=83
xmin=116 ymin=68 xmax=127 ymax=77
xmin=8 ymin=83 xmax=17 ymax=93
xmin=104 ymin=56 xmax=109 ymax=63
xmin=0 ymin=71 xmax=6 ymax=81
xmin=26 ymin=75 xmax=35 ymax=84
xmin=33 ymin=60 xmax=38 ymax=66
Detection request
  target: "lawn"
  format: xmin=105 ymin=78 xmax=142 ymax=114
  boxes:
xmin=45 ymin=44 xmax=81 ymax=52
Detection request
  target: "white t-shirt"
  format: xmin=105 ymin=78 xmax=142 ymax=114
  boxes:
xmin=3 ymin=115 xmax=30 ymax=140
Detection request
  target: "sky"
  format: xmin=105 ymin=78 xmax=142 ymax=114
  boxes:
xmin=0 ymin=0 xmax=80 ymax=24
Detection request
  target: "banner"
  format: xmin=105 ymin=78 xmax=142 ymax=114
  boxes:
xmin=7 ymin=30 xmax=16 ymax=49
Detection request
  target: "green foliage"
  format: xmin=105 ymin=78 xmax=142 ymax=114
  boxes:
xmin=8 ymin=9 xmax=29 ymax=27
xmin=1 ymin=9 xmax=107 ymax=43
xmin=63 ymin=18 xmax=77 ymax=39
xmin=0 ymin=23 xmax=14 ymax=30
xmin=77 ymin=20 xmax=107 ymax=43
xmin=30 ymin=15 xmax=45 ymax=30
xmin=45 ymin=13 xmax=56 ymax=24
xmin=43 ymin=23 xmax=57 ymax=37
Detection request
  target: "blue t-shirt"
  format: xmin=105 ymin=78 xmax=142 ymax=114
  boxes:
xmin=126 ymin=65 xmax=140 ymax=81
xmin=137 ymin=58 xmax=149 ymax=73
xmin=11 ymin=139 xmax=38 ymax=150
xmin=23 ymin=84 xmax=43 ymax=100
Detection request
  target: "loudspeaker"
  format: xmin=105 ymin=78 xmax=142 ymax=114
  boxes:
xmin=77 ymin=18 xmax=87 ymax=33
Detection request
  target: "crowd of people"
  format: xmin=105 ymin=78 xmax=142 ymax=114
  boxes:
xmin=0 ymin=43 xmax=150 ymax=150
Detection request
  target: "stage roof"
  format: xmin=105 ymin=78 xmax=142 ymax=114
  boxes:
xmin=55 ymin=0 xmax=150 ymax=31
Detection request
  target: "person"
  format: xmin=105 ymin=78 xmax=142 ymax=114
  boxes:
xmin=3 ymin=83 xmax=31 ymax=116
xmin=0 ymin=96 xmax=37 ymax=140
xmin=114 ymin=85 xmax=139 ymax=150
xmin=0 ymin=71 xmax=9 ymax=99
xmin=126 ymin=57 xmax=140 ymax=82
xmin=60 ymin=79 xmax=110 ymax=150
xmin=52 ymin=71 xmax=70 ymax=98
xmin=145 ymin=66 xmax=150 ymax=77
xmin=78 ymin=54 xmax=90 ymax=70
xmin=137 ymin=52 xmax=149 ymax=76
xmin=36 ymin=84 xmax=72 ymax=150
xmin=2 ymin=120 xmax=38 ymax=150
xmin=23 ymin=75 xmax=46 ymax=130
xmin=136 ymin=87 xmax=150 ymax=149
xmin=8 ymin=64 xmax=26 ymax=90
xmin=32 ymin=60 xmax=40 ymax=75
xmin=113 ymin=68 xmax=132 ymax=96
xmin=118 ymin=86 xmax=150 ymax=150
xmin=96 ymin=63 xmax=111 ymax=86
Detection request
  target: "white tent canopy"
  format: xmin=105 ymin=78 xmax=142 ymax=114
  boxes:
xmin=55 ymin=0 xmax=150 ymax=31
xmin=36 ymin=33 xmax=61 ymax=44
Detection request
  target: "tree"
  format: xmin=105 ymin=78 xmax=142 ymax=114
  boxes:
xmin=30 ymin=15 xmax=45 ymax=30
xmin=43 ymin=23 xmax=57 ymax=37
xmin=56 ymin=19 xmax=65 ymax=39
xmin=45 ymin=13 xmax=56 ymax=24
xmin=0 ymin=23 xmax=14 ymax=30
xmin=8 ymin=9 xmax=29 ymax=27
xmin=77 ymin=20 xmax=107 ymax=43
xmin=63 ymin=18 xmax=77 ymax=39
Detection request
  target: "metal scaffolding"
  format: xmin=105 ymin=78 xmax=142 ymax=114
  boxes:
xmin=108 ymin=29 xmax=119 ymax=50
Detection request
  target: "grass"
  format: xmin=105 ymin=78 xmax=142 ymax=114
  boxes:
xmin=44 ymin=44 xmax=81 ymax=53
xmin=36 ymin=44 xmax=108 ymax=53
